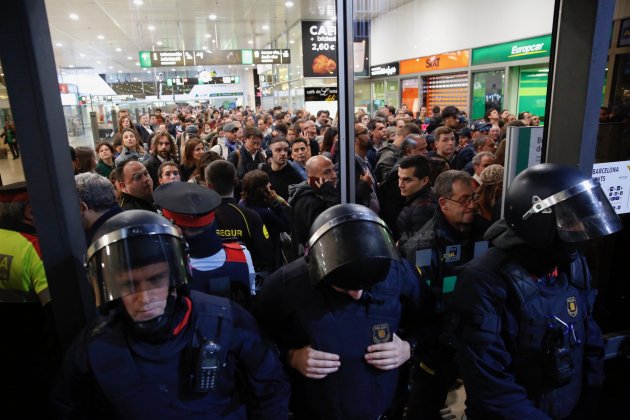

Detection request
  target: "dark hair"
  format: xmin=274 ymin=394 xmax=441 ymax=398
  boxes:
xmin=75 ymin=146 xmax=96 ymax=174
xmin=441 ymin=106 xmax=459 ymax=119
xmin=274 ymin=122 xmax=288 ymax=136
xmin=434 ymin=126 xmax=453 ymax=139
xmin=401 ymin=123 xmax=421 ymax=137
xmin=190 ymin=151 xmax=222 ymax=184
xmin=398 ymin=155 xmax=430 ymax=180
xmin=157 ymin=161 xmax=180 ymax=179
xmin=321 ymin=127 xmax=338 ymax=154
xmin=95 ymin=141 xmax=115 ymax=158
xmin=484 ymin=108 xmax=498 ymax=121
xmin=69 ymin=146 xmax=77 ymax=161
xmin=150 ymin=131 xmax=177 ymax=157
xmin=427 ymin=157 xmax=449 ymax=185
xmin=241 ymin=169 xmax=270 ymax=207
xmin=268 ymin=136 xmax=289 ymax=147
xmin=291 ymin=137 xmax=309 ymax=149
xmin=367 ymin=117 xmax=386 ymax=131
xmin=517 ymin=111 xmax=530 ymax=120
xmin=243 ymin=127 xmax=263 ymax=139
xmin=205 ymin=160 xmax=237 ymax=195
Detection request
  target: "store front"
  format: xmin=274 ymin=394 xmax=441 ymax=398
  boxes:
xmin=369 ymin=61 xmax=400 ymax=112
xmin=471 ymin=34 xmax=551 ymax=122
xmin=400 ymin=50 xmax=470 ymax=116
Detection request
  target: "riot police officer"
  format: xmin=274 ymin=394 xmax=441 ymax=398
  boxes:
xmin=253 ymin=204 xmax=431 ymax=419
xmin=452 ymin=163 xmax=623 ymax=419
xmin=52 ymin=210 xmax=290 ymax=418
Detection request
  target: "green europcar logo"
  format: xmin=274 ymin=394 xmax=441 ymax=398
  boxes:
xmin=508 ymin=42 xmax=547 ymax=58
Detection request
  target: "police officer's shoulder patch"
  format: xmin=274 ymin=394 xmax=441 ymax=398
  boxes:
xmin=372 ymin=324 xmax=391 ymax=344
xmin=566 ymin=296 xmax=578 ymax=317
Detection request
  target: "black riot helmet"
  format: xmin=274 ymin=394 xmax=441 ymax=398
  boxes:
xmin=86 ymin=210 xmax=190 ymax=311
xmin=504 ymin=163 xmax=622 ymax=248
xmin=307 ymin=204 xmax=400 ymax=289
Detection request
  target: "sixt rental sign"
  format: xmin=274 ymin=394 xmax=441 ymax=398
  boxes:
xmin=472 ymin=35 xmax=552 ymax=66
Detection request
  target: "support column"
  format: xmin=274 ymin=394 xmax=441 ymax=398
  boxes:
xmin=0 ymin=1 xmax=96 ymax=350
xmin=336 ymin=1 xmax=356 ymax=203
xmin=544 ymin=0 xmax=616 ymax=174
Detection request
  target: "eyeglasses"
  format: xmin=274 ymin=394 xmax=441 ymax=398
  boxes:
xmin=443 ymin=193 xmax=479 ymax=206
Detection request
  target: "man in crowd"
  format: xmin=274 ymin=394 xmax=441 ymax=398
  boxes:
xmin=205 ymin=160 xmax=274 ymax=272
xmin=398 ymin=170 xmax=490 ymax=418
xmin=287 ymin=155 xmax=339 ymax=259
xmin=428 ymin=126 xmax=457 ymax=167
xmin=289 ymin=137 xmax=310 ymax=180
xmin=260 ymin=137 xmax=304 ymax=200
xmin=75 ymin=172 xmax=123 ymax=244
xmin=229 ymin=127 xmax=266 ymax=180
xmin=115 ymin=160 xmax=155 ymax=211
xmin=210 ymin=123 xmax=240 ymax=160
xmin=144 ymin=130 xmax=178 ymax=188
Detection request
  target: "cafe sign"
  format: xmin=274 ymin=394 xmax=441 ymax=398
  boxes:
xmin=472 ymin=35 xmax=552 ymax=66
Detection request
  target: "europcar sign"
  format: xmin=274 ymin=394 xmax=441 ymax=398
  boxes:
xmin=472 ymin=35 xmax=552 ymax=66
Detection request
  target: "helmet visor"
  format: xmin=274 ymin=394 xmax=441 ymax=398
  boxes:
xmin=87 ymin=234 xmax=188 ymax=307
xmin=554 ymin=184 xmax=623 ymax=242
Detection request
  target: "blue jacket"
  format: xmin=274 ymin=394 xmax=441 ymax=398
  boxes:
xmin=452 ymin=224 xmax=604 ymax=419
xmin=52 ymin=292 xmax=290 ymax=419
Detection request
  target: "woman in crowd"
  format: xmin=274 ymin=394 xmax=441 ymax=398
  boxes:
xmin=476 ymin=164 xmax=504 ymax=223
xmin=320 ymin=127 xmax=338 ymax=161
xmin=114 ymin=128 xmax=149 ymax=166
xmin=179 ymin=137 xmax=205 ymax=182
xmin=74 ymin=146 xmax=97 ymax=174
xmin=95 ymin=141 xmax=115 ymax=178
xmin=187 ymin=151 xmax=222 ymax=186
xmin=239 ymin=169 xmax=291 ymax=270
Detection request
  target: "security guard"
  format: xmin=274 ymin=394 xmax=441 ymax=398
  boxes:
xmin=0 ymin=182 xmax=57 ymax=416
xmin=52 ymin=210 xmax=290 ymax=418
xmin=452 ymin=164 xmax=622 ymax=419
xmin=153 ymin=182 xmax=256 ymax=307
xmin=205 ymin=160 xmax=274 ymax=272
xmin=398 ymin=170 xmax=490 ymax=419
xmin=253 ymin=204 xmax=432 ymax=419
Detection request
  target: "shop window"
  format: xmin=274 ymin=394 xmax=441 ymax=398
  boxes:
xmin=422 ymin=73 xmax=468 ymax=115
xmin=471 ymin=70 xmax=504 ymax=120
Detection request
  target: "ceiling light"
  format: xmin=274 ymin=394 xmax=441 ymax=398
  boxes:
xmin=55 ymin=42 xmax=63 ymax=47
xmin=97 ymin=35 xmax=105 ymax=40
xmin=69 ymin=64 xmax=74 ymax=68
xmin=133 ymin=0 xmax=143 ymax=5
xmin=96 ymin=61 xmax=101 ymax=64
xmin=247 ymin=40 xmax=253 ymax=44
xmin=212 ymin=39 xmax=217 ymax=43
xmin=69 ymin=13 xmax=79 ymax=20
xmin=80 ymin=53 xmax=85 ymax=57
xmin=115 ymin=47 xmax=122 ymax=52
xmin=285 ymin=1 xmax=294 ymax=7
xmin=208 ymin=14 xmax=217 ymax=20
xmin=171 ymin=68 xmax=176 ymax=71
xmin=289 ymin=40 xmax=295 ymax=44
xmin=205 ymin=34 xmax=211 ymax=38
xmin=109 ymin=66 xmax=113 ymax=69
xmin=244 ymin=68 xmax=248 ymax=71
xmin=127 ymin=56 xmax=132 ymax=60
xmin=118 ymin=70 xmax=122 ymax=73
xmin=136 ymin=63 xmax=140 ymax=66
xmin=156 ymin=41 xmax=163 ymax=46
xmin=262 ymin=25 xmax=269 ymax=30
xmin=147 ymin=25 xmax=155 ymax=31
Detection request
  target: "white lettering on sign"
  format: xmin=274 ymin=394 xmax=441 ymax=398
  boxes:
xmin=309 ymin=24 xmax=336 ymax=42
xmin=592 ymin=160 xmax=630 ymax=214
xmin=510 ymin=43 xmax=545 ymax=56
xmin=371 ymin=65 xmax=398 ymax=76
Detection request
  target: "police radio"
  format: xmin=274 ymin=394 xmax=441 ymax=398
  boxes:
xmin=192 ymin=315 xmax=224 ymax=393
xmin=193 ymin=338 xmax=221 ymax=393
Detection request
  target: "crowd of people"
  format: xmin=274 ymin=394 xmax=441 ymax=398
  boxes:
xmin=0 ymin=102 xmax=623 ymax=419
